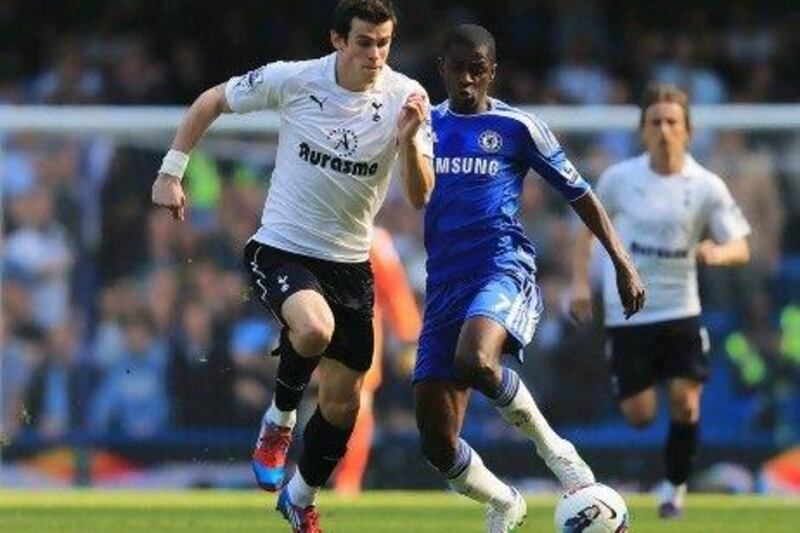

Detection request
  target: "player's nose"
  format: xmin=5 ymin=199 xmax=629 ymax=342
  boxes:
xmin=457 ymin=72 xmax=474 ymax=86
xmin=365 ymin=44 xmax=381 ymax=61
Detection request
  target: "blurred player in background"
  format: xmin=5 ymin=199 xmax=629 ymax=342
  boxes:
xmin=570 ymin=83 xmax=751 ymax=519
xmin=334 ymin=226 xmax=422 ymax=495
xmin=151 ymin=1 xmax=434 ymax=530
xmin=415 ymin=25 xmax=645 ymax=532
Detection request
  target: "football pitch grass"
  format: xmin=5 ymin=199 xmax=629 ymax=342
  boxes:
xmin=0 ymin=490 xmax=798 ymax=532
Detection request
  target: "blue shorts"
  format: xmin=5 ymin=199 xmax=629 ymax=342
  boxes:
xmin=414 ymin=271 xmax=543 ymax=383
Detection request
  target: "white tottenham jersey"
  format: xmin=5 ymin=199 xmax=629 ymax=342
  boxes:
xmin=597 ymin=153 xmax=750 ymax=327
xmin=225 ymin=53 xmax=433 ymax=262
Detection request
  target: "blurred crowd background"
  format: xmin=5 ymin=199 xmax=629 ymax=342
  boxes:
xmin=2 ymin=0 xmax=799 ymax=105
xmin=2 ymin=0 xmax=800 ymax=490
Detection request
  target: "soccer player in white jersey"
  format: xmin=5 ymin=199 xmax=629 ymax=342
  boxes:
xmin=570 ymin=84 xmax=751 ymax=519
xmin=417 ymin=25 xmax=645 ymax=532
xmin=151 ymin=1 xmax=433 ymax=531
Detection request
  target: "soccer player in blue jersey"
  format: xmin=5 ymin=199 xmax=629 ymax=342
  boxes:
xmin=414 ymin=25 xmax=646 ymax=532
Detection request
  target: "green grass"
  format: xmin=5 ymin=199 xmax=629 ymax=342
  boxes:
xmin=0 ymin=490 xmax=798 ymax=532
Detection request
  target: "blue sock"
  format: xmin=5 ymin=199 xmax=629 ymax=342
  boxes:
xmin=483 ymin=367 xmax=521 ymax=408
xmin=442 ymin=438 xmax=473 ymax=479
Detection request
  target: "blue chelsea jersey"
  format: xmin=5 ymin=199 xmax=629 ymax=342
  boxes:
xmin=425 ymin=99 xmax=591 ymax=285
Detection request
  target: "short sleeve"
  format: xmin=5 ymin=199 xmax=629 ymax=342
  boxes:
xmin=519 ymin=113 xmax=590 ymax=201
xmin=707 ymin=175 xmax=751 ymax=243
xmin=224 ymin=61 xmax=302 ymax=113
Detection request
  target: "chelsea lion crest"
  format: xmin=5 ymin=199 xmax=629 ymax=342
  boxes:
xmin=479 ymin=130 xmax=502 ymax=153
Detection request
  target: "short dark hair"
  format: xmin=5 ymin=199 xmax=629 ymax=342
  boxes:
xmin=331 ymin=0 xmax=397 ymax=39
xmin=442 ymin=24 xmax=496 ymax=61
xmin=639 ymin=83 xmax=692 ymax=131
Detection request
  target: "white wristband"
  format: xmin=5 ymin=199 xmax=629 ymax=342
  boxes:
xmin=159 ymin=149 xmax=190 ymax=180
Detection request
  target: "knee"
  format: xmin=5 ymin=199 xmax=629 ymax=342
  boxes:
xmin=292 ymin=318 xmax=333 ymax=357
xmin=623 ymin=408 xmax=656 ymax=428
xmin=419 ymin=431 xmax=459 ymax=472
xmin=320 ymin=396 xmax=360 ymax=428
xmin=670 ymin=397 xmax=700 ymax=424
xmin=453 ymin=348 xmax=500 ymax=389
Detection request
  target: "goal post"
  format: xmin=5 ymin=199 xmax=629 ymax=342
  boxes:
xmin=3 ymin=104 xmax=800 ymax=134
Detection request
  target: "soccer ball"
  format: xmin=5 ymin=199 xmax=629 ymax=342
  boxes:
xmin=554 ymin=483 xmax=629 ymax=532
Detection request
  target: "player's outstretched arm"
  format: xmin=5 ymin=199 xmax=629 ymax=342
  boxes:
xmin=570 ymin=191 xmax=646 ymax=319
xmin=397 ymin=93 xmax=434 ymax=209
xmin=152 ymin=83 xmax=231 ymax=220
xmin=696 ymin=237 xmax=750 ymax=266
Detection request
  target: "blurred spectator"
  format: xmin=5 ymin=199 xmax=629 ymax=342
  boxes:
xmin=29 ymin=36 xmax=103 ymax=104
xmin=168 ymin=298 xmax=235 ymax=428
xmin=185 ymin=257 xmax=243 ymax=318
xmin=92 ymin=279 xmax=139 ymax=370
xmin=551 ymin=0 xmax=609 ymax=62
xmin=546 ymin=37 xmax=612 ymax=105
xmin=596 ymin=79 xmax=638 ymax=160
xmin=0 ymin=298 xmax=45 ymax=438
xmin=652 ymin=34 xmax=727 ymax=104
xmin=103 ymin=37 xmax=168 ymax=105
xmin=99 ymin=146 xmax=161 ymax=283
xmin=723 ymin=5 xmax=779 ymax=67
xmin=23 ymin=321 xmax=85 ymax=439
xmin=699 ymin=132 xmax=785 ymax=314
xmin=4 ymin=186 xmax=74 ymax=328
xmin=710 ymin=132 xmax=784 ymax=275
xmin=34 ymin=140 xmax=82 ymax=230
xmin=145 ymin=210 xmax=187 ymax=270
xmin=145 ymin=267 xmax=179 ymax=336
xmin=165 ymin=38 xmax=210 ymax=105
xmin=214 ymin=176 xmax=264 ymax=264
xmin=1 ymin=1 xmax=799 ymax=107
xmin=0 ymin=134 xmax=38 ymax=198
xmin=781 ymin=135 xmax=800 ymax=254
xmin=88 ymin=312 xmax=168 ymax=437
xmin=228 ymin=316 xmax=280 ymax=426
xmin=724 ymin=293 xmax=780 ymax=395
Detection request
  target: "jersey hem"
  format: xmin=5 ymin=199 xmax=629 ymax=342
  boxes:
xmin=250 ymin=234 xmax=369 ymax=263
xmin=605 ymin=310 xmax=701 ymax=327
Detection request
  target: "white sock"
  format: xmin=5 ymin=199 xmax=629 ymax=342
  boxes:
xmin=660 ymin=482 xmax=687 ymax=506
xmin=264 ymin=401 xmax=297 ymax=429
xmin=287 ymin=470 xmax=319 ymax=508
xmin=495 ymin=380 xmax=564 ymax=457
xmin=446 ymin=442 xmax=516 ymax=510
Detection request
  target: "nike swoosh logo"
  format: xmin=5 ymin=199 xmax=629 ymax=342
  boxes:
xmin=595 ymin=498 xmax=617 ymax=519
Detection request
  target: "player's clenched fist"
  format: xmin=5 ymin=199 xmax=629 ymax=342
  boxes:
xmin=397 ymin=92 xmax=428 ymax=145
xmin=152 ymin=173 xmax=186 ymax=221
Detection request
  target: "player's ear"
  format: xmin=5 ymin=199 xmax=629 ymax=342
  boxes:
xmin=436 ymin=56 xmax=445 ymax=76
xmin=490 ymin=62 xmax=497 ymax=82
xmin=331 ymin=29 xmax=346 ymax=52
